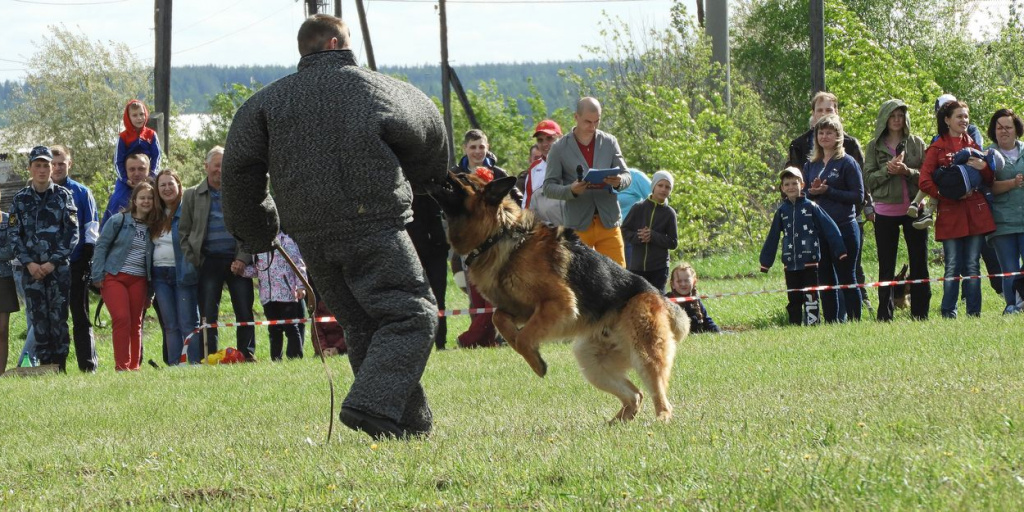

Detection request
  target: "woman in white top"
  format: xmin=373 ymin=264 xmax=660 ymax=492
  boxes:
xmin=151 ymin=170 xmax=201 ymax=364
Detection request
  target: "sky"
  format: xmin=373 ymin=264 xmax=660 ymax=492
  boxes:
xmin=0 ymin=0 xmax=697 ymax=82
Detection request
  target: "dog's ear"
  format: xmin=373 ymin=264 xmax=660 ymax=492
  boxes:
xmin=482 ymin=176 xmax=518 ymax=206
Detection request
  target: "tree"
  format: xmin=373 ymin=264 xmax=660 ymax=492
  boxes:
xmin=1 ymin=26 xmax=152 ymax=206
xmin=732 ymin=0 xmax=947 ymax=144
xmin=561 ymin=1 xmax=782 ymax=256
xmin=0 ymin=26 xmax=194 ymax=208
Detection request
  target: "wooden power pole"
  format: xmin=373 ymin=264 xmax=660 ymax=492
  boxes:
xmin=810 ymin=0 xmax=826 ymax=94
xmin=439 ymin=0 xmax=454 ymax=163
xmin=705 ymin=0 xmax=730 ymax=109
xmin=154 ymin=0 xmax=172 ymax=152
xmin=355 ymin=0 xmax=376 ymax=71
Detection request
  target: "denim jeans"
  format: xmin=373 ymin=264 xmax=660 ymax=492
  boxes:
xmin=152 ymin=266 xmax=200 ymax=364
xmin=989 ymin=233 xmax=1024 ymax=307
xmin=941 ymin=235 xmax=985 ymax=318
xmin=12 ymin=265 xmax=37 ymax=367
xmin=818 ymin=221 xmax=862 ymax=322
xmin=198 ymin=255 xmax=255 ymax=358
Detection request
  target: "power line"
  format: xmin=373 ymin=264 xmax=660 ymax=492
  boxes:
xmin=173 ymin=0 xmax=247 ymax=35
xmin=12 ymin=0 xmax=131 ymax=5
xmin=172 ymin=4 xmax=293 ymax=56
xmin=368 ymin=0 xmax=655 ymax=2
xmin=0 ymin=58 xmax=28 ymax=65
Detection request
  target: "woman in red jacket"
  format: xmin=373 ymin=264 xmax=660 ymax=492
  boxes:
xmin=918 ymin=100 xmax=995 ymax=318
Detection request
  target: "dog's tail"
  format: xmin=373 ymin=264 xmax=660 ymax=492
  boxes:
xmin=665 ymin=297 xmax=691 ymax=342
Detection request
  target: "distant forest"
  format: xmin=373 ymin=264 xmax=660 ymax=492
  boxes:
xmin=0 ymin=60 xmax=596 ymax=117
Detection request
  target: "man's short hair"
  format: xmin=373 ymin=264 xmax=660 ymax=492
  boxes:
xmin=462 ymin=129 xmax=487 ymax=145
xmin=50 ymin=144 xmax=71 ymax=159
xmin=576 ymin=97 xmax=601 ymax=115
xmin=811 ymin=91 xmax=838 ymax=111
xmin=297 ymin=14 xmax=351 ymax=56
xmin=206 ymin=146 xmax=224 ymax=164
xmin=126 ymin=152 xmax=151 ymax=168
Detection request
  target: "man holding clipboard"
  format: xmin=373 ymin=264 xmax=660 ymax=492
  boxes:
xmin=543 ymin=97 xmax=632 ymax=267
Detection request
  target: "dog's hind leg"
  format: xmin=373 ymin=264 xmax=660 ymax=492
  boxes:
xmin=572 ymin=336 xmax=643 ymax=423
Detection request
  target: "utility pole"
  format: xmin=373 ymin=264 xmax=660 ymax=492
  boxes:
xmin=355 ymin=0 xmax=376 ymax=71
xmin=705 ymin=1 xmax=730 ymax=109
xmin=810 ymin=0 xmax=826 ymax=94
xmin=153 ymin=0 xmax=171 ymax=152
xmin=439 ymin=0 xmax=454 ymax=163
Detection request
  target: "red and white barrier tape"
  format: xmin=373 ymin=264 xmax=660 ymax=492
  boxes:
xmin=178 ymin=270 xmax=1024 ymax=362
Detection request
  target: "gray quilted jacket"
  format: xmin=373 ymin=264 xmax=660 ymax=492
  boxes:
xmin=221 ymin=50 xmax=450 ymax=253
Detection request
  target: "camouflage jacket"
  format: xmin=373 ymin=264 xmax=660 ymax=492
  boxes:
xmin=8 ymin=182 xmax=80 ymax=266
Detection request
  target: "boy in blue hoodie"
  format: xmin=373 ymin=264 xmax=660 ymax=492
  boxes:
xmin=760 ymin=167 xmax=848 ymax=325
xmin=104 ymin=99 xmax=160 ymax=226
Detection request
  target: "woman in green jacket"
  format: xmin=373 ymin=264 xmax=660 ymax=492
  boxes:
xmin=985 ymin=108 xmax=1024 ymax=314
xmin=863 ymin=99 xmax=930 ymax=321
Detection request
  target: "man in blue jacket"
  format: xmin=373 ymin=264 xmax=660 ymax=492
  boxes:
xmin=50 ymin=145 xmax=99 ymax=372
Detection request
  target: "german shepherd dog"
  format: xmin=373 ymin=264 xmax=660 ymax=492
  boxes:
xmin=432 ymin=172 xmax=689 ymax=422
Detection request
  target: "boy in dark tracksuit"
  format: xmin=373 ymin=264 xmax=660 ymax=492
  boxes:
xmin=760 ymin=167 xmax=847 ymax=326
xmin=621 ymin=170 xmax=678 ymax=292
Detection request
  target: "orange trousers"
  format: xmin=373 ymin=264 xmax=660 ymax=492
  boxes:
xmin=576 ymin=215 xmax=627 ymax=267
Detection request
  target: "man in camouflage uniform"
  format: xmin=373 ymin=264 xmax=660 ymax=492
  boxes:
xmin=8 ymin=146 xmax=80 ymax=371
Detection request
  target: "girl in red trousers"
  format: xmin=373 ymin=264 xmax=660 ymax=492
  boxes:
xmin=92 ymin=183 xmax=159 ymax=371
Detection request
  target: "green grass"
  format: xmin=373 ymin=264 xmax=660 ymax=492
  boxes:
xmin=2 ymin=239 xmax=1023 ymax=509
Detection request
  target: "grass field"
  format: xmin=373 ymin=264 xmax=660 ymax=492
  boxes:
xmin=2 ymin=237 xmax=1023 ymax=510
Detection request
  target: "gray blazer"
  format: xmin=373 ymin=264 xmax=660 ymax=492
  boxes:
xmin=543 ymin=129 xmax=630 ymax=231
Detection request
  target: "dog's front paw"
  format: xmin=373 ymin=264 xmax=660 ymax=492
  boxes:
xmin=529 ymin=353 xmax=547 ymax=378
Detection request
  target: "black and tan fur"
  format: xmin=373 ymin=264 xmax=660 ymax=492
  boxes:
xmin=432 ymin=172 xmax=689 ymax=422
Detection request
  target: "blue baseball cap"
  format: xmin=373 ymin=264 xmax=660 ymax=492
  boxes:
xmin=29 ymin=146 xmax=53 ymax=162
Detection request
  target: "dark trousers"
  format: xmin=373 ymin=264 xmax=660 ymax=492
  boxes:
xmin=69 ymin=258 xmax=97 ymax=371
xmin=293 ymin=228 xmax=435 ymax=432
xmin=408 ymin=233 xmax=448 ymax=350
xmin=784 ymin=268 xmax=820 ymax=325
xmin=868 ymin=212 xmax=933 ymax=317
xmin=874 ymin=213 xmax=931 ymax=320
xmin=981 ymin=244 xmax=1003 ymax=294
xmin=264 ymin=301 xmax=304 ymax=360
xmin=198 ymin=255 xmax=256 ymax=358
xmin=634 ymin=267 xmax=670 ymax=293
xmin=818 ymin=222 xmax=862 ymax=322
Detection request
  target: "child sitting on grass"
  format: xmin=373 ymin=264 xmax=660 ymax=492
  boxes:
xmin=760 ymin=167 xmax=848 ymax=325
xmin=666 ymin=263 xmax=720 ymax=334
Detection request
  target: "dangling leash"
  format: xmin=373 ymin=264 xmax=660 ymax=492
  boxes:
xmin=271 ymin=237 xmax=336 ymax=444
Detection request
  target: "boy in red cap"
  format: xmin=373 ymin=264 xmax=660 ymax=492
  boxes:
xmin=522 ymin=119 xmax=564 ymax=224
